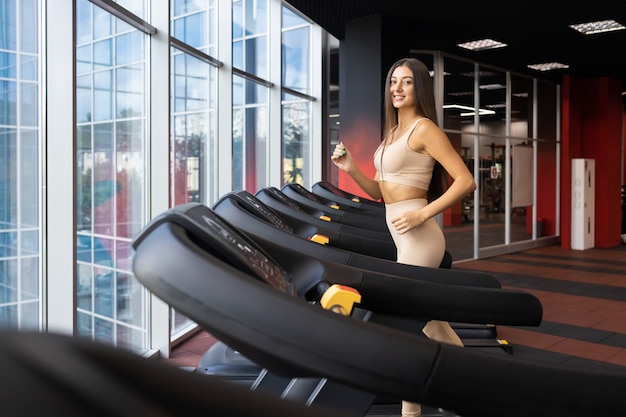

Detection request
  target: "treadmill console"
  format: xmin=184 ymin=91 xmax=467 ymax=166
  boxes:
xmin=319 ymin=181 xmax=349 ymax=198
xmin=287 ymin=183 xmax=324 ymax=204
xmin=264 ymin=187 xmax=304 ymax=212
xmin=235 ymin=192 xmax=294 ymax=233
xmin=185 ymin=205 xmax=294 ymax=295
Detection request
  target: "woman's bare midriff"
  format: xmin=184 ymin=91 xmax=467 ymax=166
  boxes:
xmin=379 ymin=181 xmax=428 ymax=204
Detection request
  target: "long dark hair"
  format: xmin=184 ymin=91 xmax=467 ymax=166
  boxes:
xmin=382 ymin=58 xmax=449 ymax=202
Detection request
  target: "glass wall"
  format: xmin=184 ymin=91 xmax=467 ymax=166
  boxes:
xmin=415 ymin=51 xmax=559 ymax=261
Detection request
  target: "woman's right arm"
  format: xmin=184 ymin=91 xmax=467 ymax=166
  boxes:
xmin=331 ymin=142 xmax=383 ymax=201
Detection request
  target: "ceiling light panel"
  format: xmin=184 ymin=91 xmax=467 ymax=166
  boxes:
xmin=457 ymin=39 xmax=507 ymax=51
xmin=527 ymin=62 xmax=570 ymax=71
xmin=569 ymin=19 xmax=625 ymax=35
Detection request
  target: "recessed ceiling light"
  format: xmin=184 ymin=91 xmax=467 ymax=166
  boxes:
xmin=569 ymin=19 xmax=625 ymax=35
xmin=527 ymin=62 xmax=570 ymax=72
xmin=457 ymin=39 xmax=507 ymax=51
xmin=447 ymin=91 xmax=474 ymax=97
xmin=443 ymin=104 xmax=496 ymax=116
xmin=486 ymin=103 xmax=507 ymax=109
xmin=479 ymin=83 xmax=506 ymax=90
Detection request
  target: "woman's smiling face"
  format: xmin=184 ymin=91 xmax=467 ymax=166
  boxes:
xmin=390 ymin=65 xmax=415 ymax=110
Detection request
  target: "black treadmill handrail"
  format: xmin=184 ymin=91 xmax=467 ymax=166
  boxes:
xmin=169 ymin=202 xmax=542 ymax=325
xmin=0 ymin=331 xmax=351 ymax=417
xmin=311 ymin=181 xmax=385 ymax=213
xmin=132 ymin=207 xmax=626 ymax=417
xmin=281 ymin=183 xmax=389 ymax=232
xmin=213 ymin=193 xmax=502 ymax=289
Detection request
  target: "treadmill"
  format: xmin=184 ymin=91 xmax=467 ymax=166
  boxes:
xmin=133 ymin=203 xmax=542 ymax=378
xmin=0 ymin=331 xmax=350 ymax=417
xmin=311 ymin=181 xmax=385 ymax=214
xmin=213 ymin=191 xmax=496 ymax=288
xmin=280 ymin=183 xmax=389 ymax=232
xmin=247 ymin=188 xmax=397 ymax=261
xmin=216 ymin=191 xmax=503 ymax=340
xmin=131 ymin=203 xmax=626 ymax=417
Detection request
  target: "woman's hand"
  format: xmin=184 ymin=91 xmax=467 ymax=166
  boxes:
xmin=391 ymin=210 xmax=426 ymax=234
xmin=330 ymin=142 xmax=354 ymax=173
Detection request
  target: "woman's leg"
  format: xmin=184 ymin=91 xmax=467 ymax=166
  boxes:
xmin=422 ymin=320 xmax=464 ymax=346
xmin=385 ymin=199 xmax=445 ymax=268
xmin=401 ymin=401 xmax=421 ymax=417
xmin=386 ymin=199 xmax=459 ymax=417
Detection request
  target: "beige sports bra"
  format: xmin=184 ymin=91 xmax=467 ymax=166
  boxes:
xmin=373 ymin=118 xmax=435 ymax=190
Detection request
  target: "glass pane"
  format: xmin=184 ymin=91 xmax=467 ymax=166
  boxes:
xmin=282 ymin=5 xmax=306 ymax=27
xmin=0 ymin=0 xmax=17 ymax=50
xmin=510 ymin=74 xmax=534 ymax=244
xmin=115 ymin=0 xmax=146 ymax=20
xmin=94 ymin=39 xmax=112 ymax=69
xmin=0 ymin=128 xmax=18 ymax=230
xmin=20 ymin=82 xmax=38 ymax=126
xmin=116 ymin=64 xmax=144 ymax=118
xmin=170 ymin=49 xmax=216 ymax=207
xmin=232 ymin=77 xmax=268 ymax=193
xmin=478 ymin=66 xmax=507 ymax=136
xmin=442 ymin=56 xmax=476 ymax=132
xmin=245 ymin=36 xmax=267 ymax=78
xmin=0 ymin=80 xmax=17 ymax=126
xmin=282 ymin=26 xmax=309 ymax=94
xmin=282 ymin=95 xmax=310 ymax=187
xmin=441 ymin=56 xmax=476 ymax=262
xmin=232 ymin=0 xmax=268 ymax=78
xmin=173 ymin=11 xmax=205 ymax=49
xmin=232 ymin=0 xmax=243 ymax=38
xmin=19 ymin=130 xmax=38 ymax=228
xmin=479 ymin=136 xmax=506 ymax=249
xmin=93 ymin=70 xmax=113 ymax=121
xmin=76 ymin=75 xmax=92 ymax=123
xmin=0 ymin=259 xmax=18 ymax=304
xmin=20 ymin=54 xmax=37 ymax=81
xmin=115 ymin=119 xmax=143 ymax=238
xmin=0 ymin=52 xmax=16 ymax=78
xmin=93 ymin=5 xmax=112 ymax=39
xmin=232 ymin=106 xmax=243 ymax=190
xmin=245 ymin=0 xmax=266 ymax=34
xmin=19 ymin=0 xmax=38 ymax=53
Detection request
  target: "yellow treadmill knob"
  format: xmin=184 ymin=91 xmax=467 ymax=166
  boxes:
xmin=319 ymin=284 xmax=362 ymax=316
xmin=308 ymin=234 xmax=329 ymax=245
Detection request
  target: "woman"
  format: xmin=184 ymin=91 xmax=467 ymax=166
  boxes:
xmin=331 ymin=57 xmax=476 ymax=417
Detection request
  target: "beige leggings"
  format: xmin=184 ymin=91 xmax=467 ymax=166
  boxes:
xmin=385 ymin=199 xmax=464 ymax=416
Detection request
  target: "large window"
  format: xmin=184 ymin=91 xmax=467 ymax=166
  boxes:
xmin=75 ymin=0 xmax=148 ymax=350
xmin=232 ymin=75 xmax=268 ymax=192
xmin=170 ymin=0 xmax=218 ymax=336
xmin=0 ymin=0 xmax=319 ymax=356
xmin=0 ymin=0 xmax=41 ymax=330
xmin=0 ymin=0 xmax=42 ymax=329
xmin=281 ymin=5 xmax=312 ymax=188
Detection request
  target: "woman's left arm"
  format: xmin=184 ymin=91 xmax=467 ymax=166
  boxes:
xmin=416 ymin=123 xmax=476 ymax=222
